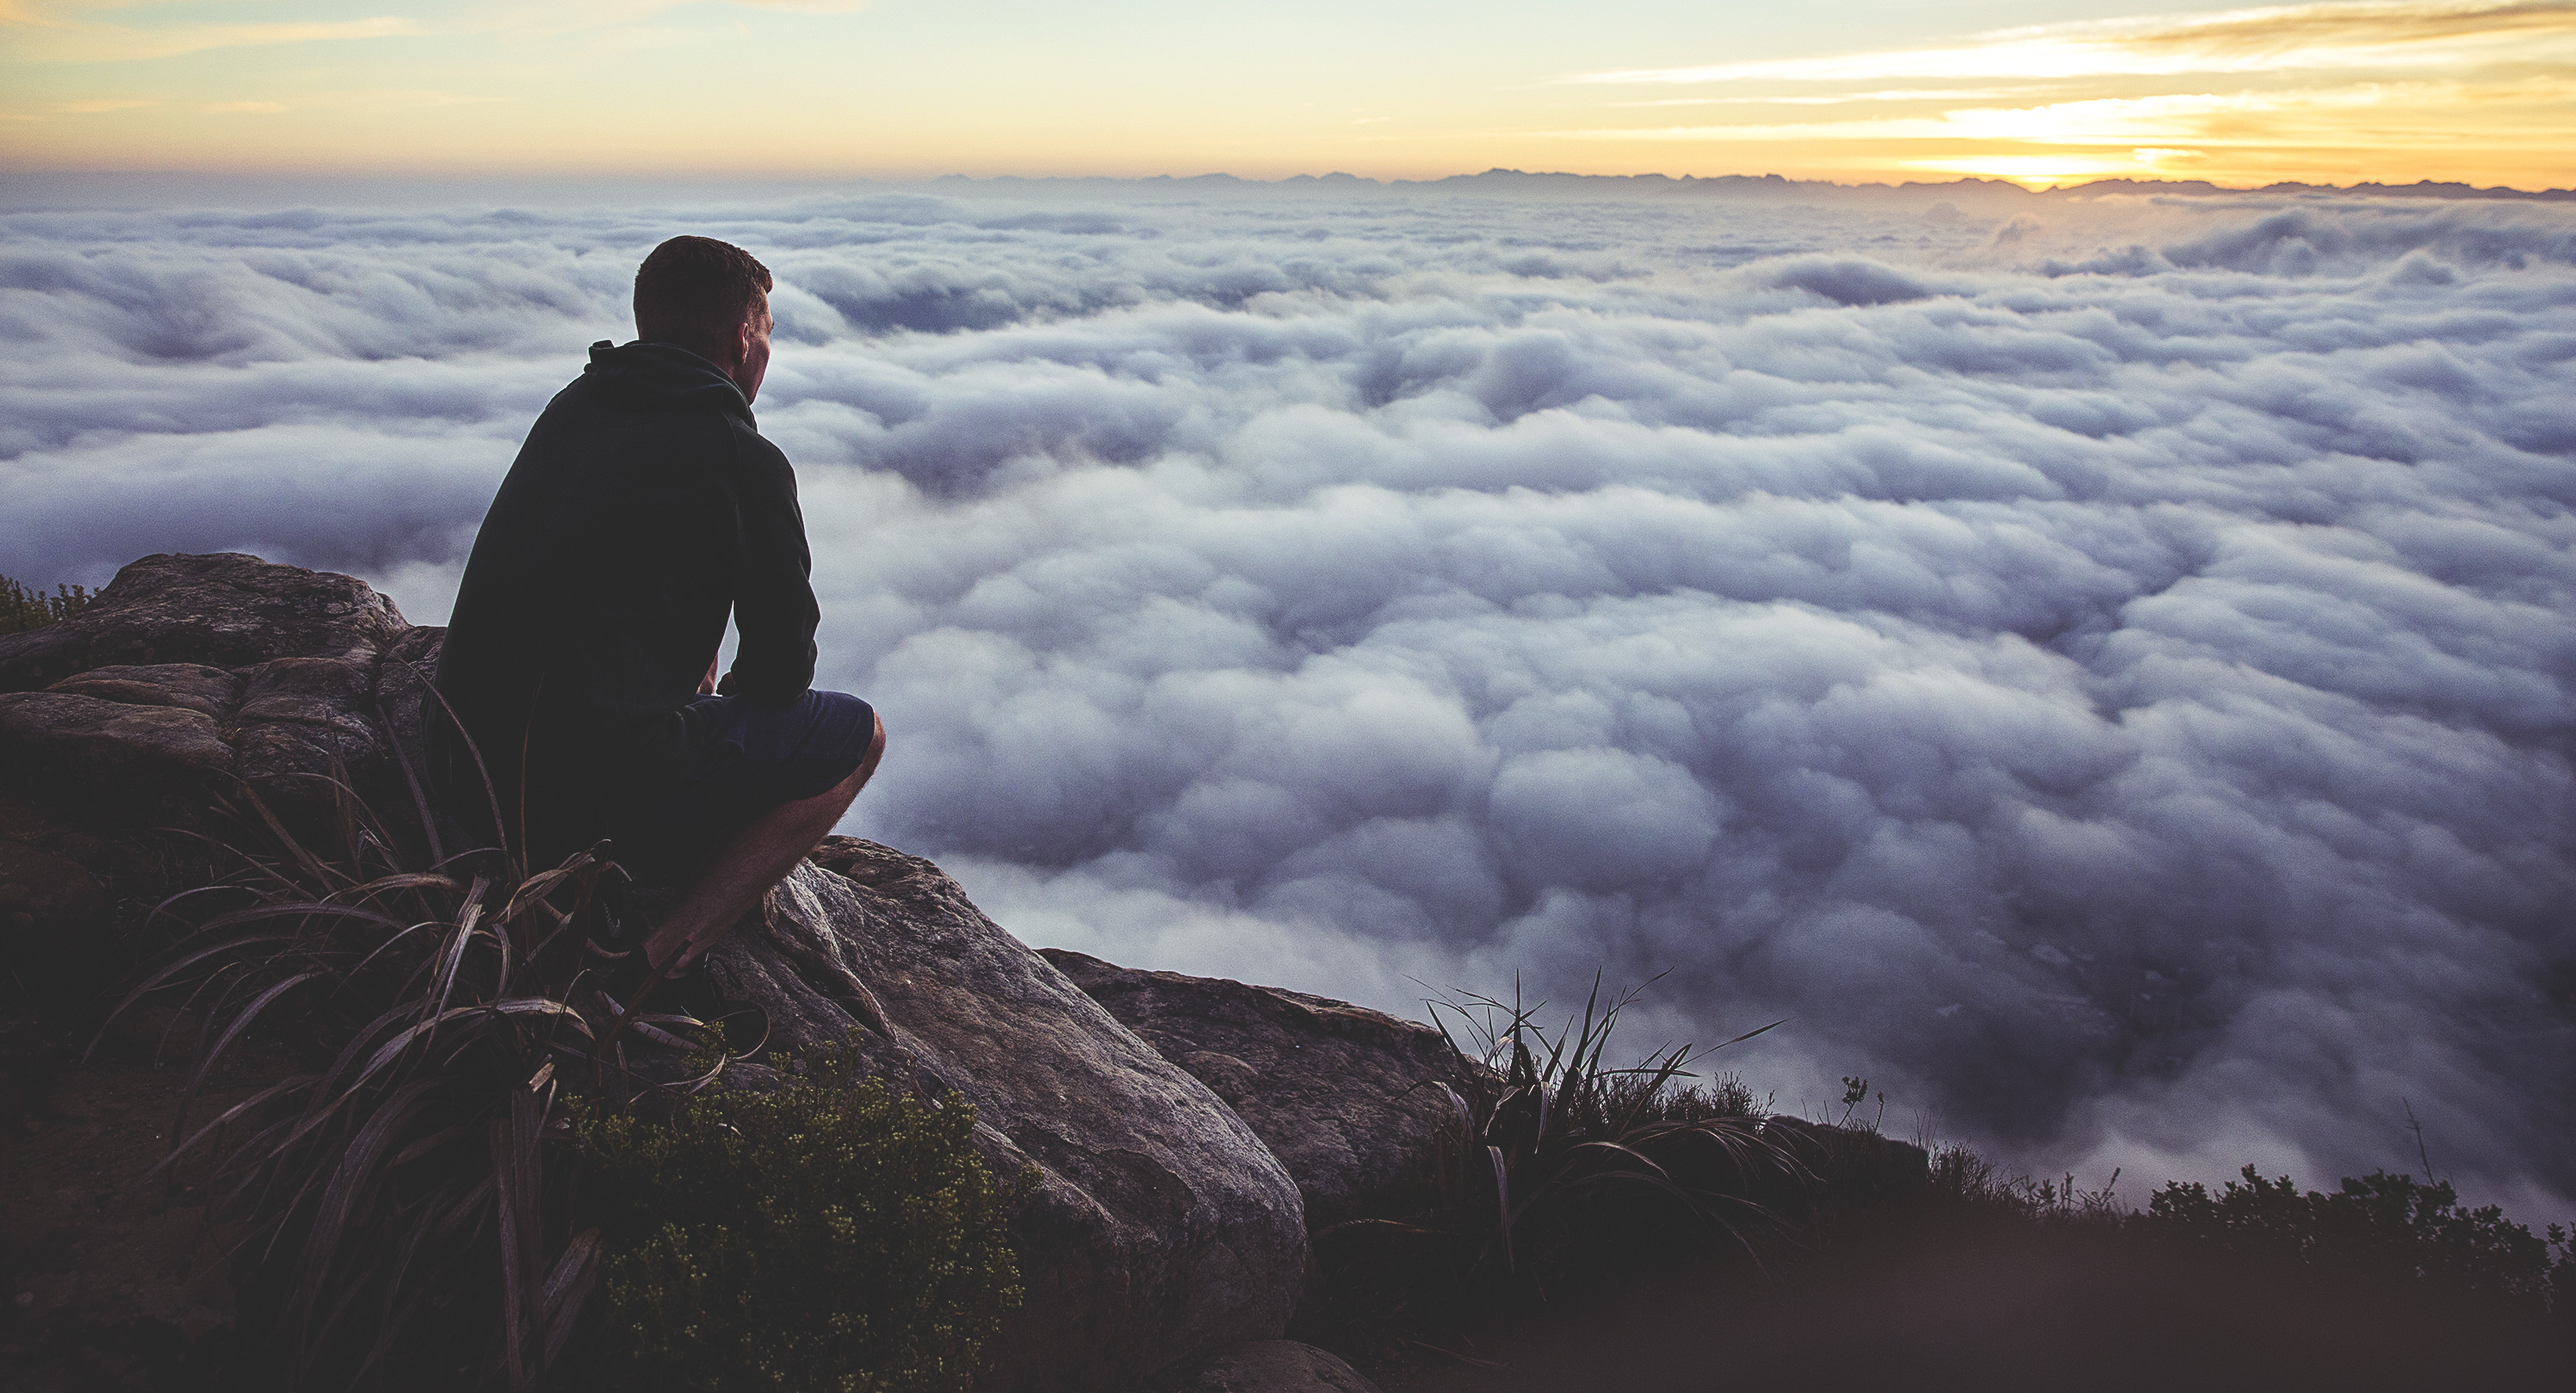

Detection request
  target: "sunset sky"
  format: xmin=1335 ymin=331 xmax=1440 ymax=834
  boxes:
xmin=3 ymin=0 xmax=2571 ymax=189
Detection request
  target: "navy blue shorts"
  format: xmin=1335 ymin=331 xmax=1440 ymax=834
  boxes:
xmin=610 ymin=689 xmax=876 ymax=870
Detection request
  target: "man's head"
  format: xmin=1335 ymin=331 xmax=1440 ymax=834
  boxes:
xmin=634 ymin=235 xmax=774 ymax=404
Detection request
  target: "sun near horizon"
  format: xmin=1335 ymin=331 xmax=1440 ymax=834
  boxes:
xmin=3 ymin=0 xmax=2572 ymax=193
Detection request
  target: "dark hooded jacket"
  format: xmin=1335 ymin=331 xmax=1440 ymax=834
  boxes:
xmin=432 ymin=340 xmax=818 ymax=851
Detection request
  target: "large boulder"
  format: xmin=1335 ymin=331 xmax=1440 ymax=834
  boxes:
xmin=0 ymin=553 xmax=404 ymax=694
xmin=1759 ymin=1116 xmax=1931 ymax=1190
xmin=0 ymin=690 xmax=236 ymax=802
xmin=44 ymin=662 xmax=242 ymax=717
xmin=1037 ymin=950 xmax=1477 ymax=1230
xmin=0 ymin=555 xmax=421 ymax=823
xmin=725 ymin=841 xmax=1309 ymax=1393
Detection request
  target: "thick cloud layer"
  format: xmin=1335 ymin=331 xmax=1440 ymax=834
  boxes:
xmin=6 ymin=181 xmax=2572 ymax=1215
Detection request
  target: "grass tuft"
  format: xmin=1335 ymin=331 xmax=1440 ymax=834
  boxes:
xmin=1302 ymin=974 xmax=1800 ymax=1360
xmin=93 ymin=736 xmax=719 ymax=1389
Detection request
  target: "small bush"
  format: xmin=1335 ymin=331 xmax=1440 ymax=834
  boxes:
xmin=571 ymin=1040 xmax=1025 ymax=1393
xmin=1915 ymin=1145 xmax=2575 ymax=1328
xmin=2143 ymin=1165 xmax=2573 ymax=1322
xmin=1 ymin=573 xmax=90 ymax=635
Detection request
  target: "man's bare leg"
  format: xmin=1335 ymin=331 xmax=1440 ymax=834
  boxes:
xmin=642 ymin=711 xmax=886 ymax=975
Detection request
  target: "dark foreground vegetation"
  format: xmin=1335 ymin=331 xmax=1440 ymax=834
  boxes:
xmin=57 ymin=750 xmax=1025 ymax=1391
xmin=30 ymin=777 xmax=2576 ymax=1392
xmin=569 ymin=1045 xmax=1024 ymax=1393
xmin=1295 ymin=1001 xmax=2575 ymax=1393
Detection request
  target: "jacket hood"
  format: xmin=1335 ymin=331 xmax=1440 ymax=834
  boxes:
xmin=581 ymin=340 xmax=754 ymax=424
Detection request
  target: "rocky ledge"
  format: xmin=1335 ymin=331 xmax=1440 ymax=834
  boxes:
xmin=0 ymin=553 xmax=1929 ymax=1393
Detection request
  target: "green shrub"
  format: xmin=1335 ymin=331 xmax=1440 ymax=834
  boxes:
xmin=1920 ymin=1145 xmax=2572 ymax=1326
xmin=1 ymin=573 xmax=90 ymax=635
xmin=2143 ymin=1165 xmax=2573 ymax=1322
xmin=571 ymin=1041 xmax=1026 ymax=1393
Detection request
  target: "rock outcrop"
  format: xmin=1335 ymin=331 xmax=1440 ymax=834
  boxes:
xmin=1039 ymin=950 xmax=1478 ymax=1231
xmin=0 ymin=552 xmax=404 ymax=693
xmin=725 ymin=842 xmax=1308 ymax=1392
xmin=0 ymin=553 xmax=1308 ymax=1392
xmin=0 ymin=554 xmax=421 ymax=824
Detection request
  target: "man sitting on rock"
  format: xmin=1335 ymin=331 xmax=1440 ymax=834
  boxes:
xmin=434 ymin=234 xmax=884 ymax=984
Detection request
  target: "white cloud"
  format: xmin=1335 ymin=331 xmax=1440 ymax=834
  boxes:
xmin=3 ymin=179 xmax=2573 ymax=1214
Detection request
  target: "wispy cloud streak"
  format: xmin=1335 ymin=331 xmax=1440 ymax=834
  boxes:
xmin=1545 ymin=2 xmax=2576 ymax=185
xmin=1566 ymin=1 xmax=2576 ymax=85
xmin=3 ymin=12 xmax=419 ymax=64
xmin=1547 ymin=80 xmax=2576 ymax=148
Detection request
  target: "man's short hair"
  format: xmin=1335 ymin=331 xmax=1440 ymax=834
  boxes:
xmin=634 ymin=236 xmax=773 ymax=355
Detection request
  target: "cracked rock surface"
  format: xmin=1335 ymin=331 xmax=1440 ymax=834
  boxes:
xmin=719 ymin=840 xmax=1310 ymax=1392
xmin=1041 ymin=949 xmax=1479 ymax=1231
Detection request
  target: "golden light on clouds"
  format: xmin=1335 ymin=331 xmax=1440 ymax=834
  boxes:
xmin=1 ymin=0 xmax=2568 ymax=188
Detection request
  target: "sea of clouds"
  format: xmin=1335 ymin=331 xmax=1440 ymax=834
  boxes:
xmin=4 ymin=176 xmax=2572 ymax=1215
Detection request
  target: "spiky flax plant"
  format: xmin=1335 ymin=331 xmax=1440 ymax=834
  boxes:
xmin=93 ymin=710 xmax=721 ymax=1390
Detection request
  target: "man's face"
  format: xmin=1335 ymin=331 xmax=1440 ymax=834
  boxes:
xmin=734 ymin=294 xmax=774 ymax=405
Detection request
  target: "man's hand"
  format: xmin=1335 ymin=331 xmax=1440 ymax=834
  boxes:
xmin=699 ymin=654 xmax=720 ymax=696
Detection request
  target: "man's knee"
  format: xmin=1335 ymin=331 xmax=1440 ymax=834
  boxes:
xmin=837 ymin=712 xmax=886 ymax=798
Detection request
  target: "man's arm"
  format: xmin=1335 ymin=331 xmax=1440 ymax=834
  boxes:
xmin=699 ymin=653 xmax=719 ymax=696
xmin=718 ymin=434 xmax=820 ymax=702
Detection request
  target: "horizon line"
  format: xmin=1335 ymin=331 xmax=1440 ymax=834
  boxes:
xmin=8 ymin=165 xmax=2575 ymax=201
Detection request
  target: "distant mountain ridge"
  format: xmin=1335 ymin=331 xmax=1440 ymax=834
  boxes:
xmin=15 ymin=168 xmax=2571 ymax=214
xmin=932 ymin=167 xmax=2576 ymax=203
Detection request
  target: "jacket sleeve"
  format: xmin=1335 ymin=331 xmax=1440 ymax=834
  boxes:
xmin=719 ymin=431 xmax=820 ymax=702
